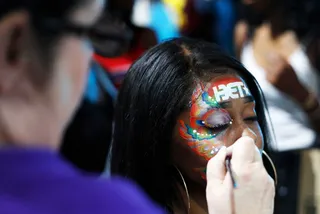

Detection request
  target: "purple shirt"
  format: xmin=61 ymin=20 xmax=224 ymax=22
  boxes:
xmin=0 ymin=148 xmax=164 ymax=214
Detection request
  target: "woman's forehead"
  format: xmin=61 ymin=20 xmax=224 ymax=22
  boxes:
xmin=192 ymin=73 xmax=251 ymax=103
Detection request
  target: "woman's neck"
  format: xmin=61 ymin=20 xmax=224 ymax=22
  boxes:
xmin=189 ymin=182 xmax=208 ymax=214
xmin=0 ymin=101 xmax=62 ymax=150
xmin=174 ymin=180 xmax=208 ymax=214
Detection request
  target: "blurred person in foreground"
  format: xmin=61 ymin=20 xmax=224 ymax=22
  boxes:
xmin=61 ymin=0 xmax=157 ymax=173
xmin=0 ymin=0 xmax=275 ymax=214
xmin=0 ymin=0 xmax=160 ymax=213
xmin=60 ymin=5 xmax=126 ymax=174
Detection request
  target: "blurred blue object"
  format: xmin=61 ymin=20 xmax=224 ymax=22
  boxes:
xmin=85 ymin=61 xmax=118 ymax=103
xmin=85 ymin=68 xmax=100 ymax=103
xmin=195 ymin=0 xmax=235 ymax=55
xmin=150 ymin=1 xmax=180 ymax=42
xmin=213 ymin=0 xmax=235 ymax=55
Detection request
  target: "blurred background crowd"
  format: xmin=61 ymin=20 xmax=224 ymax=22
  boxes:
xmin=59 ymin=0 xmax=319 ymax=213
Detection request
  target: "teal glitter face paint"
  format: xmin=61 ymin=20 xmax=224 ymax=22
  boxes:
xmin=179 ymin=76 xmax=252 ymax=179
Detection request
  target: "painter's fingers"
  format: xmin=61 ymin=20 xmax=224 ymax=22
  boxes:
xmin=206 ymin=146 xmax=233 ymax=214
xmin=232 ymin=136 xmax=262 ymax=163
xmin=206 ymin=146 xmax=227 ymax=186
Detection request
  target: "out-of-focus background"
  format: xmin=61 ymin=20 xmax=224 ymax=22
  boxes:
xmin=59 ymin=0 xmax=320 ymax=213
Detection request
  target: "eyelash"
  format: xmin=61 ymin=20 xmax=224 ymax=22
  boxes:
xmin=244 ymin=116 xmax=258 ymax=122
xmin=204 ymin=121 xmax=231 ymax=132
xmin=203 ymin=116 xmax=257 ymax=132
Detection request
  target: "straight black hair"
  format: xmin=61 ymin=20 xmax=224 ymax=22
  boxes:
xmin=111 ymin=37 xmax=274 ymax=212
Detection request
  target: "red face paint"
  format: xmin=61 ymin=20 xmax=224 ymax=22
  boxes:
xmin=207 ymin=77 xmax=251 ymax=103
xmin=179 ymin=76 xmax=252 ymax=180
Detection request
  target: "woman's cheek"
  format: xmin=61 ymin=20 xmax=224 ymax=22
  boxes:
xmin=190 ymin=130 xmax=228 ymax=180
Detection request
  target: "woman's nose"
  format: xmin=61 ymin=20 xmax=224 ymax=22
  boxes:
xmin=225 ymin=123 xmax=257 ymax=147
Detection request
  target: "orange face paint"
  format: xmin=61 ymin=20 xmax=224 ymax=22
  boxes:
xmin=179 ymin=77 xmax=251 ymax=179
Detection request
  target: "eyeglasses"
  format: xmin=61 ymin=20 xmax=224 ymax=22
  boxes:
xmin=36 ymin=16 xmax=133 ymax=42
xmin=35 ymin=17 xmax=92 ymax=37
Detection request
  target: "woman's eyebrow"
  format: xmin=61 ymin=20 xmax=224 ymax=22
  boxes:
xmin=219 ymin=101 xmax=232 ymax=109
xmin=218 ymin=95 xmax=254 ymax=108
xmin=244 ymin=96 xmax=255 ymax=104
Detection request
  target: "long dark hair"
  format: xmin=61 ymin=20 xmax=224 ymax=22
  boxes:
xmin=110 ymin=38 xmax=274 ymax=212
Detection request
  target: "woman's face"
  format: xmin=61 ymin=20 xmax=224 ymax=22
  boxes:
xmin=172 ymin=71 xmax=264 ymax=185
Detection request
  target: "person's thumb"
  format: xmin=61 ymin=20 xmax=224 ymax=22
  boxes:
xmin=231 ymin=136 xmax=257 ymax=170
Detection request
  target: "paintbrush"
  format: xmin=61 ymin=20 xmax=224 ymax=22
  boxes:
xmin=226 ymin=155 xmax=237 ymax=188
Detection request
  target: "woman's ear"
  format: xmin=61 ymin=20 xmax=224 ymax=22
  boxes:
xmin=0 ymin=11 xmax=30 ymax=95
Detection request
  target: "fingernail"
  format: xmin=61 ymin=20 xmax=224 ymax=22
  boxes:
xmin=209 ymin=146 xmax=226 ymax=157
xmin=220 ymin=146 xmax=227 ymax=153
xmin=209 ymin=146 xmax=227 ymax=159
xmin=242 ymin=129 xmax=257 ymax=142
xmin=242 ymin=128 xmax=251 ymax=136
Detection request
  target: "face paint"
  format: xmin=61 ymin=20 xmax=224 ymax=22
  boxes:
xmin=193 ymin=167 xmax=207 ymax=180
xmin=179 ymin=76 xmax=252 ymax=180
xmin=210 ymin=77 xmax=251 ymax=102
xmin=179 ymin=120 xmax=226 ymax=160
xmin=179 ymin=82 xmax=231 ymax=160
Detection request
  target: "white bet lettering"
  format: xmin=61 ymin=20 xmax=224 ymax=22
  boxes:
xmin=213 ymin=85 xmax=228 ymax=102
xmin=228 ymin=82 xmax=241 ymax=99
xmin=212 ymin=82 xmax=249 ymax=102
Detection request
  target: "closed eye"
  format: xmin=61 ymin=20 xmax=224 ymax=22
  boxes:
xmin=244 ymin=116 xmax=258 ymax=122
xmin=206 ymin=122 xmax=230 ymax=133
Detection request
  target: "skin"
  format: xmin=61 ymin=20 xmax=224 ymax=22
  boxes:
xmin=172 ymin=70 xmax=263 ymax=213
xmin=0 ymin=0 xmax=104 ymax=149
xmin=252 ymin=24 xmax=320 ymax=130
